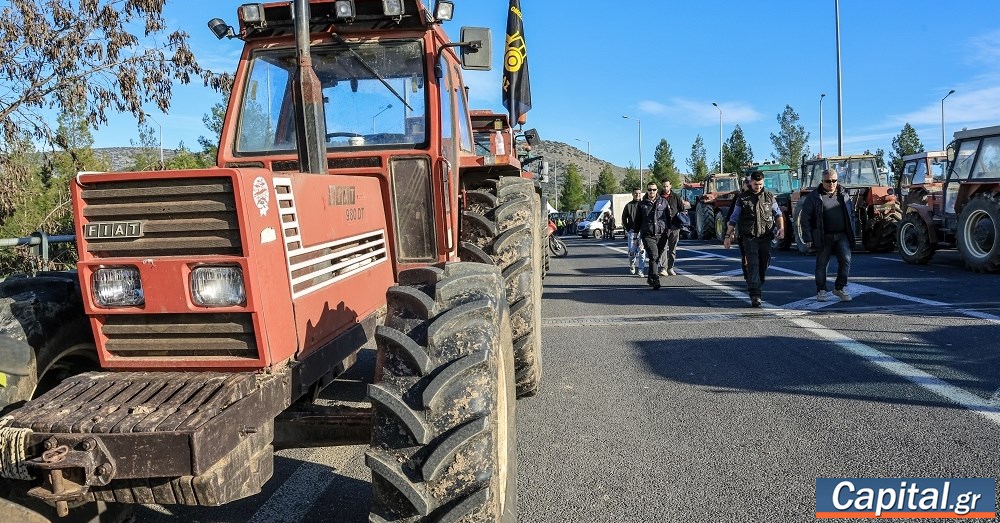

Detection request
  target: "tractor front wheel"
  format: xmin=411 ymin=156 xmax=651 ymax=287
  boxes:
xmin=368 ymin=263 xmax=517 ymax=523
xmin=897 ymin=213 xmax=936 ymax=265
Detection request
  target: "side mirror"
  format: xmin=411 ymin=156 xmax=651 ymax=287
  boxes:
xmin=523 ymin=128 xmax=541 ymax=147
xmin=460 ymin=27 xmax=492 ymax=71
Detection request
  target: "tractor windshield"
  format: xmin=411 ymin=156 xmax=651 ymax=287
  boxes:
xmin=825 ymin=158 xmax=882 ymax=186
xmin=762 ymin=171 xmax=795 ymax=193
xmin=712 ymin=177 xmax=739 ymax=193
xmin=235 ymin=40 xmax=427 ymax=154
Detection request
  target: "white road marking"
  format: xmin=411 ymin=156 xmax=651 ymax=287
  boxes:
xmin=249 ymin=457 xmax=334 ymax=523
xmin=874 ymin=256 xmax=900 ymax=262
xmin=789 ymin=316 xmax=1000 ymax=427
xmin=674 ymin=251 xmax=1000 ymax=426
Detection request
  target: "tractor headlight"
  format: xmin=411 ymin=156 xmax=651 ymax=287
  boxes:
xmin=382 ymin=0 xmax=404 ymax=16
xmin=93 ymin=267 xmax=144 ymax=307
xmin=434 ymin=0 xmax=454 ymax=21
xmin=191 ymin=266 xmax=246 ymax=307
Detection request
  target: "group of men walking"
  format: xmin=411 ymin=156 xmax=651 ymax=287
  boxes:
xmin=619 ymin=168 xmax=854 ymax=306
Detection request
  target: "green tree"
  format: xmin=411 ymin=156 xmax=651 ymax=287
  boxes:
xmin=863 ymin=148 xmax=888 ymax=170
xmin=649 ymin=139 xmax=682 ymax=188
xmin=769 ymin=105 xmax=811 ymax=169
xmin=0 ymin=0 xmax=227 ymax=149
xmin=594 ymin=164 xmax=620 ymax=196
xmin=686 ymin=134 xmax=709 ymax=182
xmin=197 ymin=86 xmax=233 ymax=163
xmin=127 ymin=123 xmax=163 ymax=171
xmin=166 ymin=141 xmax=213 ymax=170
xmin=723 ymin=125 xmax=754 ymax=174
xmin=620 ymin=164 xmax=642 ymax=192
xmin=559 ymin=163 xmax=586 ymax=213
xmin=889 ymin=123 xmax=924 ymax=175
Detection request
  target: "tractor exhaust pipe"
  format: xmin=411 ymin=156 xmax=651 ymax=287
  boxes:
xmin=292 ymin=0 xmax=328 ymax=174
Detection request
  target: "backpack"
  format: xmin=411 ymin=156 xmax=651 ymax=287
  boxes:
xmin=673 ymin=210 xmax=691 ymax=228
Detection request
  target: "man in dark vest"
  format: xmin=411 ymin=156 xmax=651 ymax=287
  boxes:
xmin=636 ymin=181 xmax=672 ymax=290
xmin=722 ymin=170 xmax=785 ymax=307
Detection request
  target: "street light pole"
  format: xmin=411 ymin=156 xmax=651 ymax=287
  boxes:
xmin=372 ymin=103 xmax=392 ymax=133
xmin=941 ymin=89 xmax=956 ymax=150
xmin=574 ymin=138 xmax=592 ymax=192
xmin=835 ymin=0 xmax=844 ymax=156
xmin=712 ymin=102 xmax=723 ymax=173
xmin=145 ymin=113 xmax=163 ymax=169
xmin=819 ymin=93 xmax=826 ymax=158
xmin=622 ymin=115 xmax=642 ymax=182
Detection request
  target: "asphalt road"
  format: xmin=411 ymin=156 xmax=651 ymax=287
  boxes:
xmin=136 ymin=234 xmax=1000 ymax=522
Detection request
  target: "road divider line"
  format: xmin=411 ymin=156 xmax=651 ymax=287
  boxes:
xmin=788 ymin=316 xmax=1000 ymax=427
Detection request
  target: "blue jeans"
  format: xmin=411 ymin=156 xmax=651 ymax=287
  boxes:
xmin=627 ymin=230 xmax=646 ymax=272
xmin=815 ymin=232 xmax=851 ymax=292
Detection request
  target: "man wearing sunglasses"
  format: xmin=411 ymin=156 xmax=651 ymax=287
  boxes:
xmin=799 ymin=168 xmax=856 ymax=302
xmin=636 ymin=182 xmax=671 ymax=289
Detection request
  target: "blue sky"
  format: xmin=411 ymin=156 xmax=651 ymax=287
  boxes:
xmin=92 ymin=0 xmax=1000 ymax=170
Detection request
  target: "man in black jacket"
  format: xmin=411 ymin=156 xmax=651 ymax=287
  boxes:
xmin=657 ymin=180 xmax=685 ymax=277
xmin=621 ymin=189 xmax=644 ymax=275
xmin=800 ymin=168 xmax=856 ymax=302
xmin=636 ymin=181 xmax=671 ymax=289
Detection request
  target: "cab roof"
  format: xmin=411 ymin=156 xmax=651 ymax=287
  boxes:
xmin=238 ymin=0 xmax=433 ymax=39
xmin=901 ymin=151 xmax=946 ymax=161
xmin=953 ymin=125 xmax=1000 ymax=141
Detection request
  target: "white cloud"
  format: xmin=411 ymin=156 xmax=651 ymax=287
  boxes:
xmin=890 ymin=86 xmax=1000 ymax=130
xmin=968 ymin=30 xmax=1000 ymax=66
xmin=637 ymin=98 xmax=763 ymax=126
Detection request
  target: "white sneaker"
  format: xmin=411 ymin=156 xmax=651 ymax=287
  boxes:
xmin=833 ymin=289 xmax=852 ymax=302
xmin=668 ymin=268 xmax=677 ymax=276
xmin=816 ymin=290 xmax=829 ymax=302
xmin=659 ymin=268 xmax=668 ymax=277
xmin=629 ymin=258 xmax=637 ymax=274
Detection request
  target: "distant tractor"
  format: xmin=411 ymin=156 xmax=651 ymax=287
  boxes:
xmin=898 ymin=126 xmax=1000 ymax=271
xmin=679 ymin=182 xmax=704 ymax=239
xmin=793 ymin=154 xmax=901 ymax=253
xmin=692 ymin=173 xmax=741 ymax=240
xmin=745 ymin=162 xmax=799 ymax=250
xmin=896 ymin=150 xmax=948 ymax=212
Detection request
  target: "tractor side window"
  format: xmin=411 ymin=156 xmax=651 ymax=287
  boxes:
xmin=453 ymin=66 xmax=473 ymax=153
xmin=902 ymin=161 xmax=918 ymax=185
xmin=439 ymin=58 xmax=455 ymax=161
xmin=950 ymin=139 xmax=981 ymax=181
xmin=912 ymin=160 xmax=927 ymax=184
xmin=971 ymin=136 xmax=1000 ymax=180
xmin=930 ymin=158 xmax=947 ymax=182
xmin=238 ymin=52 xmax=292 ymax=152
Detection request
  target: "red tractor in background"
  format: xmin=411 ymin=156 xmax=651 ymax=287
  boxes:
xmin=896 ymin=150 xmax=948 ymax=212
xmin=898 ymin=126 xmax=1000 ymax=271
xmin=792 ymin=154 xmax=900 ymax=253
xmin=692 ymin=173 xmax=741 ymax=240
xmin=0 ymin=2 xmax=544 ymax=522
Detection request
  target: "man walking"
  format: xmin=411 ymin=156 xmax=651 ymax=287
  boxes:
xmin=657 ymin=180 xmax=685 ymax=277
xmin=621 ymin=189 xmax=645 ymax=275
xmin=722 ymin=171 xmax=784 ymax=307
xmin=636 ymin=182 xmax=671 ymax=290
xmin=800 ymin=168 xmax=855 ymax=302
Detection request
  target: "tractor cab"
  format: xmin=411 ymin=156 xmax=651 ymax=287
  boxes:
xmin=897 ymin=151 xmax=947 ymax=212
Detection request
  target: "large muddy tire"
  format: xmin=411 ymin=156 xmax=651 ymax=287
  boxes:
xmin=957 ymin=193 xmax=1000 ymax=273
xmin=862 ymin=210 xmax=901 ymax=253
xmin=714 ymin=210 xmax=725 ymax=241
xmin=367 ymin=263 xmax=517 ymax=523
xmin=897 ymin=213 xmax=936 ymax=265
xmin=460 ymin=177 xmax=542 ymax=398
xmin=698 ymin=204 xmax=715 ymax=239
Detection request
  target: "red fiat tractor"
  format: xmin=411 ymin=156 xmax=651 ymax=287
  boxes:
xmin=692 ymin=173 xmax=741 ymax=240
xmin=0 ymin=2 xmax=544 ymax=522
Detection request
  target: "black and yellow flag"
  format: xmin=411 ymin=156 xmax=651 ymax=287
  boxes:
xmin=502 ymin=0 xmax=531 ymax=124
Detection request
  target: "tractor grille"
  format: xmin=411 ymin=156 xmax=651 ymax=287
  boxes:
xmin=80 ymin=178 xmax=243 ymax=258
xmin=102 ymin=313 xmax=258 ymax=359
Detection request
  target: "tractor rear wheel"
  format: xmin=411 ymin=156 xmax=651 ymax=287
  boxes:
xmin=460 ymin=176 xmax=542 ymax=397
xmin=957 ymin=193 xmax=1000 ymax=273
xmin=714 ymin=210 xmax=725 ymax=241
xmin=897 ymin=213 xmax=936 ymax=265
xmin=862 ymin=210 xmax=901 ymax=253
xmin=698 ymin=204 xmax=716 ymax=239
xmin=368 ymin=263 xmax=517 ymax=523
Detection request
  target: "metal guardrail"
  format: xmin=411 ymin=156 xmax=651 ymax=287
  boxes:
xmin=0 ymin=231 xmax=76 ymax=262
